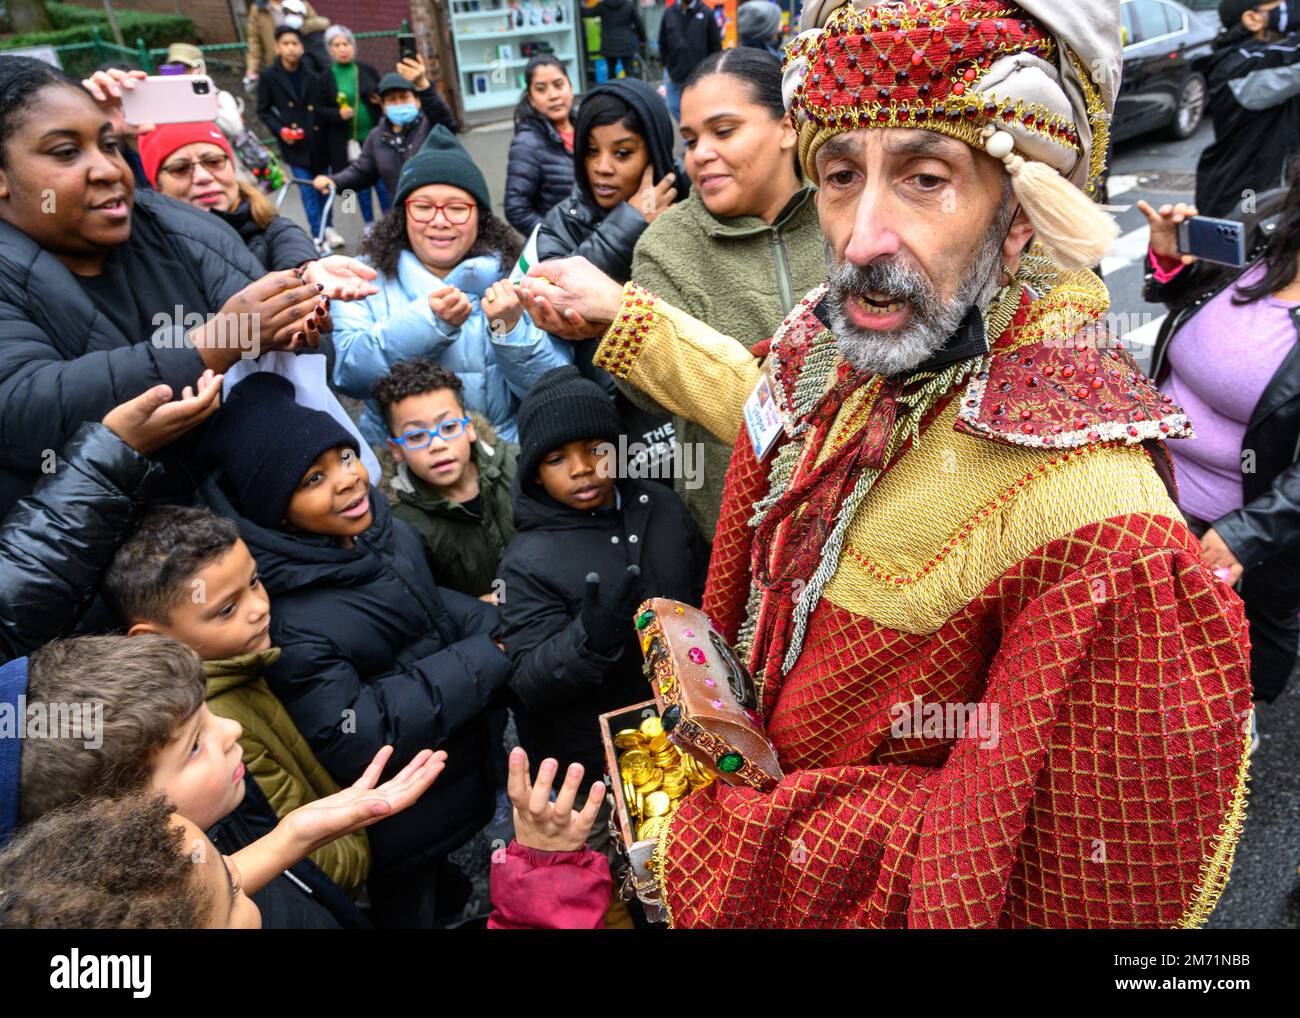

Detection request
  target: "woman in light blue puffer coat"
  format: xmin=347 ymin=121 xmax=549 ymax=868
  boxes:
xmin=331 ymin=125 xmax=571 ymax=446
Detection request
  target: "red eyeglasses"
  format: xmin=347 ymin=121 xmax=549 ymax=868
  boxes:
xmin=404 ymin=199 xmax=476 ymax=225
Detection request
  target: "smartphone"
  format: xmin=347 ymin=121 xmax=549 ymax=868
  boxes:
xmin=120 ymin=75 xmax=219 ymax=126
xmin=397 ymin=33 xmax=419 ymax=63
xmin=1176 ymin=214 xmax=1247 ymax=268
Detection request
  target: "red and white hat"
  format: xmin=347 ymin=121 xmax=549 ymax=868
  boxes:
xmin=784 ymin=0 xmax=1122 ymax=270
xmin=137 ymin=122 xmax=235 ymax=187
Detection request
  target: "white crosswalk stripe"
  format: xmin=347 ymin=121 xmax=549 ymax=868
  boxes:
xmin=1101 ymin=225 xmax=1155 ymax=278
xmin=1106 ymin=174 xmax=1140 ymax=198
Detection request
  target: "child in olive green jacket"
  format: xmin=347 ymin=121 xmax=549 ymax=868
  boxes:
xmin=373 ymin=358 xmax=519 ymax=599
xmin=105 ymin=506 xmax=370 ymax=893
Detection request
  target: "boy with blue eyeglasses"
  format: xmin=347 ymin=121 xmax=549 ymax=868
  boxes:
xmin=373 ymin=358 xmax=521 ymax=846
xmin=372 ymin=358 xmax=519 ymax=600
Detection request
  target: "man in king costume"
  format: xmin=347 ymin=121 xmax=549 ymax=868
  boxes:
xmin=520 ymin=0 xmax=1254 ymax=928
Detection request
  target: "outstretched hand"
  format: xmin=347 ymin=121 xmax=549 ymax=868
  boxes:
xmin=302 ymin=255 xmax=380 ymax=301
xmin=517 ymin=256 xmax=623 ymax=340
xmin=281 ymin=746 xmax=447 ymax=855
xmin=101 ymin=370 xmax=224 ymax=455
xmin=507 ymin=748 xmax=604 ymax=853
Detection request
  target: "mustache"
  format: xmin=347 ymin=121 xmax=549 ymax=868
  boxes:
xmin=825 ymin=254 xmax=943 ymax=323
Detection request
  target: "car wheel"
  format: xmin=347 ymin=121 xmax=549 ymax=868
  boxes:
xmin=1168 ymin=73 xmax=1207 ymax=139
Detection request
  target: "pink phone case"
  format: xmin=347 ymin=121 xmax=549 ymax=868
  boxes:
xmin=120 ymin=75 xmax=220 ymax=126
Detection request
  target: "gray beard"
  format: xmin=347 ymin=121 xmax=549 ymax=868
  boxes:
xmin=823 ymin=204 xmax=1011 ymax=378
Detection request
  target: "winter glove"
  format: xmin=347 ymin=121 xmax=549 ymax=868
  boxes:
xmin=580 ymin=565 xmax=642 ymax=656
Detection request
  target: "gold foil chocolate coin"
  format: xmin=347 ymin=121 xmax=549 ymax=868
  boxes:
xmin=619 ymin=749 xmax=651 ymax=772
xmin=644 ymin=791 xmax=671 ymax=817
xmin=634 ymin=768 xmax=663 ymax=795
xmin=636 ymin=817 xmax=667 ymax=841
xmin=613 ymin=729 xmax=646 ymax=750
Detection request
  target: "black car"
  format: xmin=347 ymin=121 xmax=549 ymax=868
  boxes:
xmin=1114 ymin=0 xmax=1219 ymax=142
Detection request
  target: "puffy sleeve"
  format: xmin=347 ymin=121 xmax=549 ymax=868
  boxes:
xmin=488 ymin=841 xmax=612 ymax=930
xmin=592 ymin=283 xmax=761 ymax=447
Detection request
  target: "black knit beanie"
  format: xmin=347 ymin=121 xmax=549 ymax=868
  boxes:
xmin=199 ymin=373 xmax=358 ymax=528
xmin=516 ymin=366 xmax=623 ymax=485
xmin=393 ymin=124 xmax=491 ymax=209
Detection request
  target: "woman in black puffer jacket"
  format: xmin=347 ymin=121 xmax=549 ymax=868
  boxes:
xmin=533 ymin=78 xmax=688 ymax=466
xmin=534 ymin=77 xmax=686 ymax=284
xmin=0 ymin=61 xmax=337 ymax=517
xmin=504 ymin=56 xmax=577 ymax=236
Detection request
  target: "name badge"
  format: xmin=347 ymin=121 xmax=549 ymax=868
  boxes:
xmin=743 ymin=369 xmax=783 ymax=462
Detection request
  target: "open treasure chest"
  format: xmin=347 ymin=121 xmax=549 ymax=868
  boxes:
xmin=599 ymin=599 xmax=783 ymax=915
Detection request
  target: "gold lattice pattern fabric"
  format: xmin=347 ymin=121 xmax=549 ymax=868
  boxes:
xmin=662 ymin=514 xmax=1252 ymax=927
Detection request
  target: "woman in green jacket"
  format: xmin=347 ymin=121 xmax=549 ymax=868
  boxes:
xmin=629 ymin=47 xmax=824 ymax=538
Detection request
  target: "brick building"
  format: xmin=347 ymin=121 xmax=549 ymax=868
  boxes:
xmin=103 ymin=0 xmax=458 ymax=116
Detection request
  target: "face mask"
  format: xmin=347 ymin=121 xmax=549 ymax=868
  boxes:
xmin=1267 ymin=2 xmax=1290 ymax=32
xmin=386 ymin=103 xmax=419 ymax=126
xmin=284 ymin=14 xmax=304 ymax=28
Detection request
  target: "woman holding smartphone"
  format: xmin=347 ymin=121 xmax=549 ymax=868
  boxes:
xmin=0 ymin=60 xmax=365 ymax=514
xmin=1139 ymin=163 xmax=1300 ymax=706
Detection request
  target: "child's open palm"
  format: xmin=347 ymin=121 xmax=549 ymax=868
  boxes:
xmin=507 ymin=748 xmax=605 ymax=853
xmin=282 ymin=746 xmax=447 ymax=855
xmin=429 ymin=285 xmax=473 ymax=327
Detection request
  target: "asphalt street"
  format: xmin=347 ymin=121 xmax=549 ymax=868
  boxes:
xmin=283 ymin=112 xmax=1298 ymax=929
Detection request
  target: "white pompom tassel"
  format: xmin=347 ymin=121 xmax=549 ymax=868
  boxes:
xmin=982 ymin=128 xmax=1119 ymax=273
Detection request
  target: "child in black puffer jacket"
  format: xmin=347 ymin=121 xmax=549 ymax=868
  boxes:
xmin=497 ymin=367 xmax=708 ymax=822
xmin=201 ymin=372 xmax=514 ymax=927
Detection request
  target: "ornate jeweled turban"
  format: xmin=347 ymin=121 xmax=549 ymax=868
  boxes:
xmin=784 ymin=0 xmax=1122 ymax=271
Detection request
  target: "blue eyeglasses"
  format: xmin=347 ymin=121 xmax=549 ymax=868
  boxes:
xmin=390 ymin=416 xmax=472 ymax=449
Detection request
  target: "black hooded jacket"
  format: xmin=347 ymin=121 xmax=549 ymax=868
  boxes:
xmin=203 ymin=477 xmax=513 ymax=872
xmin=496 ymin=477 xmax=709 ymax=789
xmin=0 ymin=188 xmax=265 ymax=516
xmin=1194 ymin=27 xmax=1300 ymax=218
xmin=534 ymin=77 xmax=688 ymax=284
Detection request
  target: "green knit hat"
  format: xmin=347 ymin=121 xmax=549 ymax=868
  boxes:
xmin=393 ymin=125 xmax=491 ymax=210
